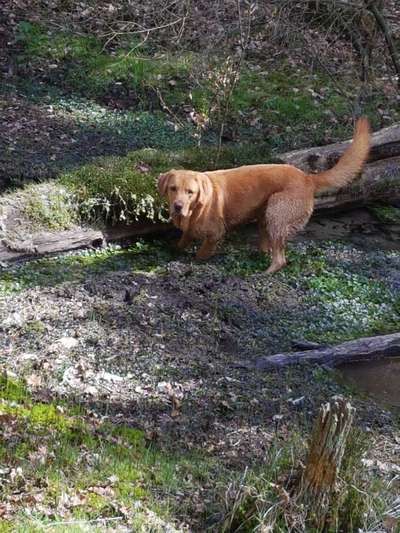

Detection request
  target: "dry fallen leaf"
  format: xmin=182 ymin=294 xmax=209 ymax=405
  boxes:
xmin=26 ymin=373 xmax=42 ymax=388
xmin=171 ymin=395 xmax=181 ymax=418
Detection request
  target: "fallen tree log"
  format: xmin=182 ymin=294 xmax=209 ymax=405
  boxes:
xmin=0 ymin=222 xmax=172 ymax=264
xmin=314 ymin=156 xmax=400 ymax=210
xmin=278 ymin=123 xmax=400 ymax=172
xmin=278 ymin=123 xmax=400 ymax=211
xmin=253 ymin=332 xmax=400 ymax=371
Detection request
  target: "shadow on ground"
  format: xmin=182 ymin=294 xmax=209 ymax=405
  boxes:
xmin=0 ymin=83 xmax=196 ymax=190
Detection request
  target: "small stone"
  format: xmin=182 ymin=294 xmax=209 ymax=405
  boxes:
xmin=58 ymin=337 xmax=79 ymax=349
xmin=2 ymin=312 xmax=24 ymax=329
xmin=288 ymin=396 xmax=305 ymax=407
xmin=98 ymin=371 xmax=124 ymax=383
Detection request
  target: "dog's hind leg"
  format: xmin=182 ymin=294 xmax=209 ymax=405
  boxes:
xmin=258 ymin=218 xmax=271 ymax=253
xmin=264 ymin=191 xmax=314 ymax=274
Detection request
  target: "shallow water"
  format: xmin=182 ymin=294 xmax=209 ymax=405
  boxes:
xmin=339 ymin=358 xmax=400 ymax=411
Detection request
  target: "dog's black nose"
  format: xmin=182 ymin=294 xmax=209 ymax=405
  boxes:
xmin=174 ymin=202 xmax=183 ymax=213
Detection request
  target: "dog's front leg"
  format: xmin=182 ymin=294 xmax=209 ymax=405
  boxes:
xmin=196 ymin=238 xmax=219 ymax=260
xmin=177 ymin=232 xmax=194 ymax=251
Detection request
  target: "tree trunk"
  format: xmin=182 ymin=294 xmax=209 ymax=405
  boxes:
xmin=298 ymin=397 xmax=355 ymax=529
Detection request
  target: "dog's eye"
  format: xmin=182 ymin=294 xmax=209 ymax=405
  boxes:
xmin=187 ymin=190 xmax=194 ymax=195
xmin=170 ymin=186 xmax=177 ymax=192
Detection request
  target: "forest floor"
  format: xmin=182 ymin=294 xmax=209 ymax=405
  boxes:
xmin=1 ymin=211 xmax=400 ymax=532
xmin=1 ymin=1 xmax=400 ymax=530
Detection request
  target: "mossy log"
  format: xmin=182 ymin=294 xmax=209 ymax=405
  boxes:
xmin=0 ymin=222 xmax=171 ymax=263
xmin=298 ymin=396 xmax=355 ymax=528
xmin=278 ymin=123 xmax=400 ymax=211
xmin=253 ymin=332 xmax=400 ymax=371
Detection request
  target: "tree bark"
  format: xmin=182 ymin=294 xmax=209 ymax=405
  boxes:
xmin=277 ymin=123 xmax=400 ymax=172
xmin=315 ymin=156 xmax=400 ymax=210
xmin=277 ymin=123 xmax=400 ymax=211
xmin=298 ymin=397 xmax=355 ymax=529
xmin=253 ymin=332 xmax=400 ymax=371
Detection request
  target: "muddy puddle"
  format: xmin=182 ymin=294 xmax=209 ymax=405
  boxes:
xmin=339 ymin=358 xmax=400 ymax=411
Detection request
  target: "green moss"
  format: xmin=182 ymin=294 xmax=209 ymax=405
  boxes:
xmin=0 ymin=240 xmax=178 ymax=295
xmin=60 ymin=143 xmax=271 ymax=224
xmin=22 ymin=319 xmax=46 ymax=335
xmin=369 ymin=205 xmax=400 ymax=224
xmin=0 ymin=375 xmax=31 ymax=403
xmin=117 ymin=482 xmax=148 ymax=500
xmin=29 ymin=403 xmax=73 ymax=430
xmin=23 ymin=185 xmax=77 ymax=230
xmin=16 ymin=22 xmax=101 ymax=62
xmin=111 ymin=426 xmax=145 ymax=446
xmin=0 ymin=376 xmax=222 ymax=531
xmin=228 ymin=68 xmax=353 ymax=147
xmin=16 ymin=22 xmax=195 ymax=104
xmin=0 ymin=522 xmax=13 ymax=533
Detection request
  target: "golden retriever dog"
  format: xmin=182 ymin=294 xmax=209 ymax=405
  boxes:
xmin=158 ymin=118 xmax=370 ymax=273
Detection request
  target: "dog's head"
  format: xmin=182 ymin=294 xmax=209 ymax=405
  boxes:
xmin=158 ymin=169 xmax=213 ymax=218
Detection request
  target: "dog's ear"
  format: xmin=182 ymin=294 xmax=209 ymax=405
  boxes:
xmin=197 ymin=174 xmax=213 ymax=207
xmin=158 ymin=170 xmax=173 ymax=196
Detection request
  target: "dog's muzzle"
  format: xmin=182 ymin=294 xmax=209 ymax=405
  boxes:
xmin=173 ymin=202 xmax=183 ymax=214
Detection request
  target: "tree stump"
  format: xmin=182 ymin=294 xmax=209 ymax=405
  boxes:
xmin=298 ymin=396 xmax=355 ymax=528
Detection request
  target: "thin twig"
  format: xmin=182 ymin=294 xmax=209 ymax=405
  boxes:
xmin=101 ymin=17 xmax=183 ymax=49
xmin=43 ymin=516 xmax=124 ymax=529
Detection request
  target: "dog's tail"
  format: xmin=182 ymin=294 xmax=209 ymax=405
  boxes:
xmin=311 ymin=117 xmax=370 ymax=192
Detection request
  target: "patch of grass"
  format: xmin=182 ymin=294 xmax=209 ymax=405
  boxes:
xmin=16 ymin=22 xmax=195 ymax=105
xmin=0 ymin=374 xmax=31 ymax=403
xmin=301 ymin=268 xmax=400 ymax=342
xmin=229 ymin=68 xmax=352 ymax=148
xmin=369 ymin=205 xmax=400 ymax=225
xmin=42 ymin=90 xmax=202 ymax=151
xmin=218 ymin=425 xmax=395 ymax=533
xmin=284 ymin=246 xmax=400 ymax=343
xmin=335 ymin=428 xmax=370 ymax=531
xmin=0 ymin=376 xmax=224 ymax=530
xmin=15 ymin=22 xmax=397 ymax=156
xmin=22 ymin=184 xmax=78 ymax=231
xmin=215 ymin=238 xmax=400 ymax=344
xmin=0 ymin=239 xmax=180 ymax=295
